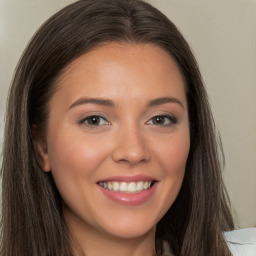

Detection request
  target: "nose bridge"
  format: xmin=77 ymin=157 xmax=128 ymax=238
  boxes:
xmin=112 ymin=120 xmax=150 ymax=164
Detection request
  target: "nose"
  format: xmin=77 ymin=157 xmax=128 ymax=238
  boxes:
xmin=112 ymin=125 xmax=151 ymax=165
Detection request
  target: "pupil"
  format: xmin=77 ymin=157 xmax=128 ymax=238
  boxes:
xmin=155 ymin=116 xmax=164 ymax=124
xmin=90 ymin=117 xmax=99 ymax=125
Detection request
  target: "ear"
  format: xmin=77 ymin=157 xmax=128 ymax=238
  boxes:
xmin=32 ymin=125 xmax=51 ymax=172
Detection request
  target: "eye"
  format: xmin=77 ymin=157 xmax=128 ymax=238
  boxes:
xmin=80 ymin=115 xmax=110 ymax=127
xmin=147 ymin=115 xmax=177 ymax=126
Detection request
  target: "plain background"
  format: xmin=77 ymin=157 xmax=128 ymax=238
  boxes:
xmin=0 ymin=0 xmax=255 ymax=228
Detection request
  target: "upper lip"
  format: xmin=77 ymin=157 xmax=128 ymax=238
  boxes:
xmin=97 ymin=174 xmax=158 ymax=183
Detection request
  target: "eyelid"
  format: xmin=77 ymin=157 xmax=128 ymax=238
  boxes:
xmin=77 ymin=112 xmax=177 ymax=127
xmin=78 ymin=115 xmax=110 ymax=126
xmin=146 ymin=114 xmax=177 ymax=126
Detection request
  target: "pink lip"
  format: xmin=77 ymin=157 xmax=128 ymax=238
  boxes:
xmin=97 ymin=182 xmax=158 ymax=206
xmin=98 ymin=174 xmax=157 ymax=182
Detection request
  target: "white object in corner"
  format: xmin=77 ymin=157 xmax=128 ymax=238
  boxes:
xmin=224 ymin=227 xmax=256 ymax=256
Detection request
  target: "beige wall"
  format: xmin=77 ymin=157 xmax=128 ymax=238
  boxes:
xmin=0 ymin=0 xmax=255 ymax=228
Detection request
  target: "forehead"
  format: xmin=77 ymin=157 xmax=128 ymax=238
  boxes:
xmin=53 ymin=43 xmax=187 ymax=108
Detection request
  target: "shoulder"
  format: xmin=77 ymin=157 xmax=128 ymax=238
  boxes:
xmin=223 ymin=228 xmax=256 ymax=256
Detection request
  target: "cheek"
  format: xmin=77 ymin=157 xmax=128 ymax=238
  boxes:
xmin=46 ymin=129 xmax=110 ymax=188
xmin=155 ymin=131 xmax=190 ymax=176
xmin=154 ymin=132 xmax=190 ymax=215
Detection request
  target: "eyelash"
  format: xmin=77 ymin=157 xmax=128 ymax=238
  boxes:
xmin=146 ymin=114 xmax=177 ymax=126
xmin=79 ymin=115 xmax=110 ymax=127
xmin=79 ymin=114 xmax=177 ymax=128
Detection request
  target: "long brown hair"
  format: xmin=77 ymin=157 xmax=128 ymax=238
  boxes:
xmin=1 ymin=0 xmax=234 ymax=255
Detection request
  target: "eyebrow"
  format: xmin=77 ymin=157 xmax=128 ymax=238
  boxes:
xmin=68 ymin=96 xmax=184 ymax=110
xmin=148 ymin=97 xmax=184 ymax=109
xmin=69 ymin=97 xmax=115 ymax=109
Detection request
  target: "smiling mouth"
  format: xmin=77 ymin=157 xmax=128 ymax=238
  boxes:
xmin=98 ymin=181 xmax=156 ymax=193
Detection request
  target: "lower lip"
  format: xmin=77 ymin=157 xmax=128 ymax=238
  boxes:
xmin=98 ymin=183 xmax=158 ymax=206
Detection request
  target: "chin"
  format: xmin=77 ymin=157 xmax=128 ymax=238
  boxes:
xmin=96 ymin=213 xmax=158 ymax=240
xmin=104 ymin=224 xmax=156 ymax=240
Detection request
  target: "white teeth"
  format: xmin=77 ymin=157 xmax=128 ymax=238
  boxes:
xmin=143 ymin=181 xmax=149 ymax=189
xmin=127 ymin=182 xmax=136 ymax=192
xmin=99 ymin=180 xmax=154 ymax=193
xmin=120 ymin=182 xmax=127 ymax=192
xmin=113 ymin=182 xmax=119 ymax=191
xmin=137 ymin=181 xmax=144 ymax=191
xmin=107 ymin=182 xmax=112 ymax=190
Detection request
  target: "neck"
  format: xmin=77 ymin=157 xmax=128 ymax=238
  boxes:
xmin=73 ymin=231 xmax=156 ymax=256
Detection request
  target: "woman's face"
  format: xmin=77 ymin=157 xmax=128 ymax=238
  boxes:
xmin=38 ymin=43 xmax=190 ymax=240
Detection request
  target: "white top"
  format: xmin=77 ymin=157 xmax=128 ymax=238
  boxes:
xmin=224 ymin=228 xmax=256 ymax=256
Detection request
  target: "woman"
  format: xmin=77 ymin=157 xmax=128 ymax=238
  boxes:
xmin=1 ymin=0 xmax=254 ymax=255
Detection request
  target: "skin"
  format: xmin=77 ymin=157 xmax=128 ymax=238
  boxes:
xmin=37 ymin=43 xmax=190 ymax=256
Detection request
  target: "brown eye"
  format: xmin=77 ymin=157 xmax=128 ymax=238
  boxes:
xmin=152 ymin=116 xmax=166 ymax=125
xmin=81 ymin=116 xmax=109 ymax=126
xmin=147 ymin=115 xmax=177 ymax=126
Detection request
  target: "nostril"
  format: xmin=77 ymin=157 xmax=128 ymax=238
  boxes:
xmin=111 ymin=130 xmax=151 ymax=164
xmin=112 ymin=146 xmax=151 ymax=164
